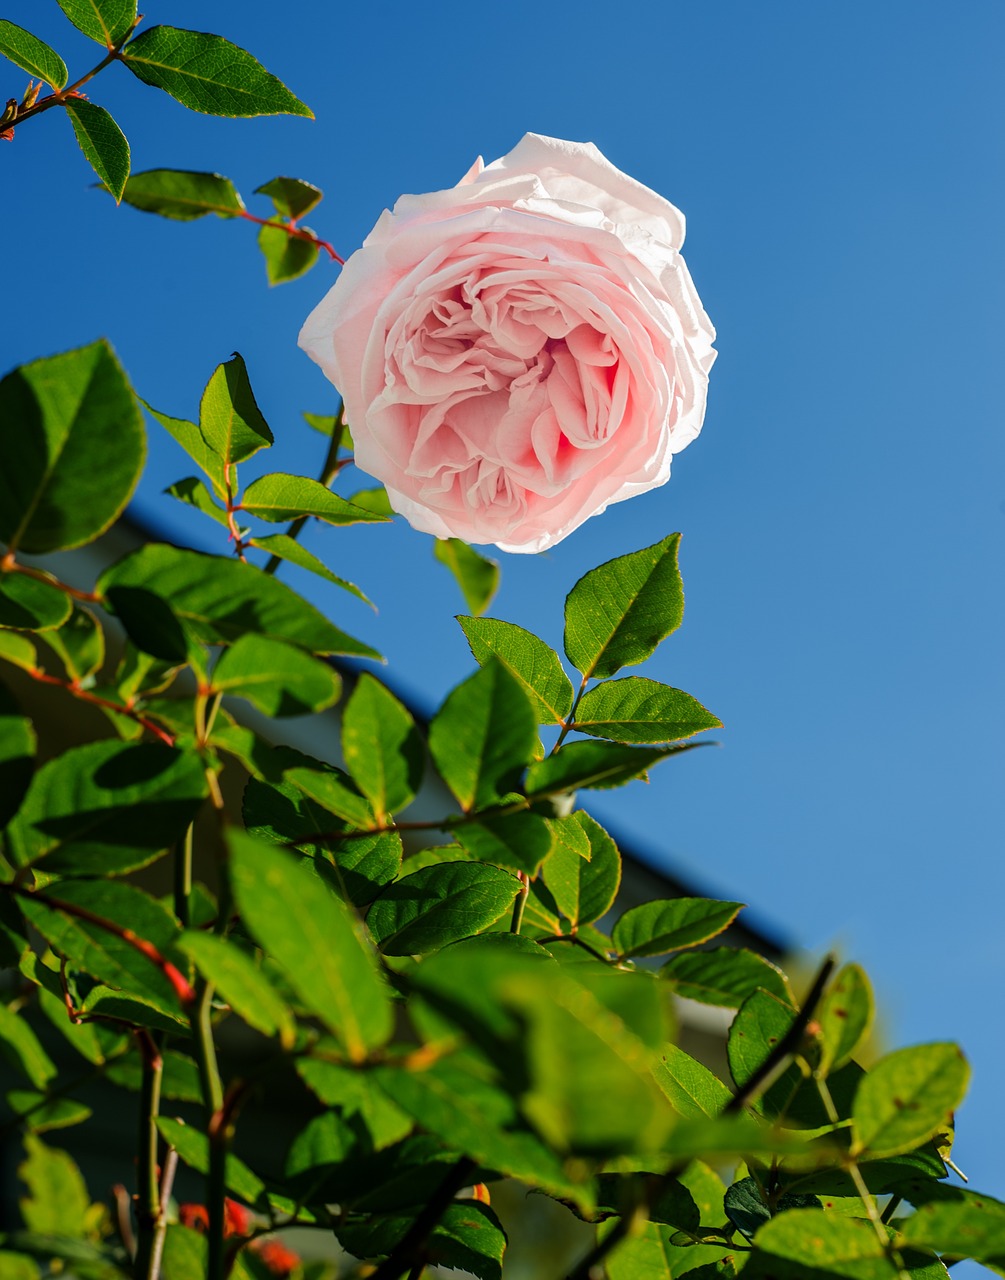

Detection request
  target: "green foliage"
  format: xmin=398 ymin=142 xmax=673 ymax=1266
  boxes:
xmin=0 ymin=340 xmax=143 ymax=554
xmin=564 ymin=533 xmax=684 ymax=679
xmin=56 ymin=0 xmax=136 ymax=45
xmin=0 ymin=22 xmax=68 ymax=89
xmin=118 ymin=168 xmax=246 ymax=219
xmin=121 ymin=26 xmax=312 ymax=118
xmin=2 ymin=51 xmax=990 ymax=1280
xmin=64 ymin=100 xmax=130 ymax=201
xmin=459 ymin=616 xmax=575 ymax=723
xmin=435 ymin=537 xmax=500 ymax=616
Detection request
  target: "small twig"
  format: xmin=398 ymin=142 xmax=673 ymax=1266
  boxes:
xmin=26 ymin=666 xmax=176 ymax=746
xmin=236 ymin=209 xmax=343 ymax=263
xmin=369 ymin=1158 xmax=476 ymax=1280
xmin=0 ymin=553 xmax=102 ymax=602
xmin=112 ymin=1184 xmax=136 ymax=1258
xmin=551 ymin=675 xmax=589 ymax=755
xmin=3 ymin=883 xmax=196 ymax=1005
xmin=148 ymin=1147 xmax=178 ymax=1280
xmin=724 ymin=955 xmax=836 ymax=1115
xmin=2 ymin=16 xmax=142 ymax=133
xmin=510 ymin=871 xmax=529 ymax=934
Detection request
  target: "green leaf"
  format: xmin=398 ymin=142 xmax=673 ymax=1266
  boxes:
xmin=366 ymin=861 xmax=520 ymax=955
xmin=19 ymin=880 xmax=183 ymax=1020
xmin=164 ymin=476 xmax=229 ymax=528
xmin=725 ymin=1177 xmax=821 ymax=1241
xmin=661 ymin=947 xmax=793 ymax=1010
xmin=434 ymin=539 xmax=499 ymax=617
xmin=0 ymin=340 xmax=144 ymax=554
xmin=282 ymin=761 xmax=375 ymax=830
xmin=0 ymin=632 xmax=37 ymax=673
xmin=342 ymin=674 xmax=423 ymax=820
xmin=255 ymin=176 xmax=322 ymax=219
xmin=750 ymin=1209 xmax=900 ymax=1279
xmin=653 ymin=1044 xmax=733 ymax=1119
xmin=155 ymin=1117 xmax=265 ymax=1205
xmin=248 ymin=534 xmax=373 ymax=606
xmin=295 ymin=1051 xmax=411 ymax=1149
xmin=56 ymin=0 xmax=135 ymax=44
xmin=99 ymin=544 xmax=381 ymax=661
xmin=17 ymin=1135 xmax=90 ymax=1237
xmin=257 ymin=220 xmax=319 ymax=285
xmin=121 ymin=25 xmax=312 ymax=117
xmin=177 ymin=932 xmax=294 ymax=1047
xmin=525 ymin=740 xmax=690 ymax=796
xmin=727 ymin=988 xmax=795 ymax=1091
xmin=348 ymin=485 xmax=394 ymax=517
xmin=199 ymin=354 xmax=273 ymax=467
xmin=64 ymin=101 xmax=129 ymax=203
xmin=39 ymin=606 xmax=103 ymax=683
xmin=502 ymin=966 xmax=676 ymax=1156
xmin=570 ymin=812 xmax=622 ymax=924
xmin=613 ymin=898 xmax=743 ymax=961
xmin=142 ymin=400 xmax=224 ymax=497
xmin=538 ymin=813 xmax=591 ymax=923
xmin=6 ymin=1092 xmax=91 ymax=1134
xmin=104 ymin=1048 xmax=201 ymax=1102
xmin=119 ymin=168 xmax=245 ymax=220
xmin=428 ymin=659 xmax=538 ymax=811
xmin=818 ymin=963 xmax=874 ymax=1075
xmin=896 ymin=1182 xmax=1005 ymax=1266
xmin=453 ymin=811 xmax=554 ymax=876
xmin=372 ymin=1056 xmax=586 ymax=1203
xmin=212 ymin=634 xmax=340 ymax=717
xmin=851 ymin=1043 xmax=969 ymax=1159
xmin=0 ymin=1005 xmax=57 ymax=1090
xmin=602 ymin=1162 xmax=730 ymax=1279
xmin=0 ymin=572 xmax=71 ymax=631
xmin=5 ymin=740 xmax=208 ymax=876
xmin=227 ymin=831 xmax=392 ymax=1060
xmin=240 ymin=472 xmax=387 ymax=525
xmin=0 ymin=22 xmax=67 ymax=89
xmin=0 ymin=681 xmax=35 ymax=827
xmin=336 ymin=1201 xmax=506 ymax=1280
xmin=575 ymin=677 xmax=721 ymax=743
xmin=564 ymin=534 xmax=684 ymax=679
xmin=458 ymin=616 xmax=574 ymax=724
xmin=303 ymin=410 xmax=345 ymax=439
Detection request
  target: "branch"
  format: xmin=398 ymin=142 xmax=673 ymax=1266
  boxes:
xmin=26 ymin=666 xmax=176 ymax=747
xmin=262 ymin=404 xmax=348 ymax=576
xmin=368 ymin=1158 xmax=476 ymax=1280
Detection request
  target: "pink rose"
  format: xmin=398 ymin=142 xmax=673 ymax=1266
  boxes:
xmin=299 ymin=133 xmax=716 ymax=553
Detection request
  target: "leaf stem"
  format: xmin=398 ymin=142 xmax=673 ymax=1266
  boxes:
xmin=510 ymin=871 xmax=529 ymax=933
xmin=1 ymin=553 xmax=102 ymax=603
xmin=237 ymin=209 xmax=343 ymax=263
xmin=174 ymin=823 xmax=195 ymax=930
xmin=552 ymin=675 xmax=589 ymax=755
xmin=189 ymin=979 xmax=226 ymax=1280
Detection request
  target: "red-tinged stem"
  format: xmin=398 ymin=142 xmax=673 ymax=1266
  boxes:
xmin=1 ymin=553 xmax=102 ymax=604
xmin=236 ymin=209 xmax=344 ymax=263
xmin=3 ymin=17 xmax=141 ymax=132
xmin=26 ymin=667 xmax=176 ymax=747
xmin=4 ymin=884 xmax=196 ymax=1005
xmin=223 ymin=465 xmax=248 ymax=562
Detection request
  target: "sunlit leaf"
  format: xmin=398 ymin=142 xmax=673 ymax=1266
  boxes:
xmin=0 ymin=22 xmax=67 ymax=89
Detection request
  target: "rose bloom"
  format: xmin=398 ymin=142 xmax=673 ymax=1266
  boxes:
xmin=299 ymin=133 xmax=715 ymax=552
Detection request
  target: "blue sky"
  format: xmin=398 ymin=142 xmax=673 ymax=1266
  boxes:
xmin=5 ymin=0 xmax=1004 ymax=1238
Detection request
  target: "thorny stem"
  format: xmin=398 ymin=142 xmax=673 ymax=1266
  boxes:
xmin=2 ymin=883 xmax=196 ymax=1004
xmin=263 ymin=404 xmax=349 ymax=576
xmin=1 ymin=16 xmax=142 ymax=132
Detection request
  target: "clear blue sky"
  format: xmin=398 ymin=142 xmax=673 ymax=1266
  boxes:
xmin=5 ymin=0 xmax=1003 ymax=1240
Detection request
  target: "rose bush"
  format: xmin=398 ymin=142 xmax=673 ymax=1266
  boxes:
xmin=299 ymin=133 xmax=716 ymax=551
